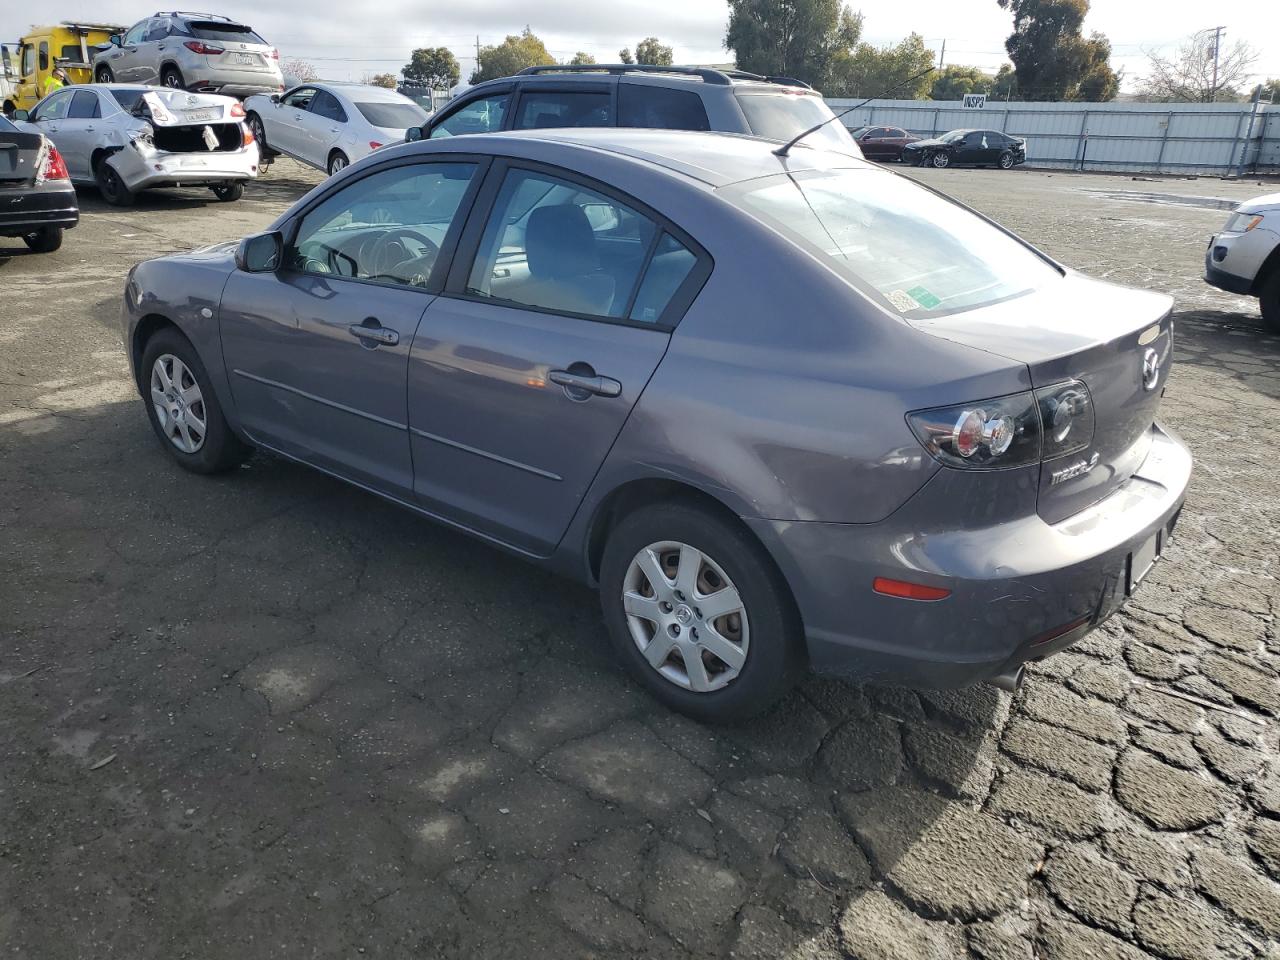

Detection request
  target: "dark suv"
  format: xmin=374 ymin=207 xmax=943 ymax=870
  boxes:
xmin=407 ymin=64 xmax=864 ymax=157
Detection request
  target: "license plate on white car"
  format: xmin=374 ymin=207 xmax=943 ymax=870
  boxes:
xmin=183 ymin=107 xmax=221 ymax=122
xmin=1127 ymin=530 xmax=1161 ymax=595
xmin=233 ymin=53 xmax=257 ymax=65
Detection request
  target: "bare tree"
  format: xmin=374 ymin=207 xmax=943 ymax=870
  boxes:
xmin=282 ymin=58 xmax=319 ymax=83
xmin=1139 ymin=29 xmax=1258 ymax=102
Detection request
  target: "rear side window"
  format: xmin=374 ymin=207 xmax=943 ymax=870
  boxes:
xmin=310 ymin=91 xmax=347 ymax=123
xmin=144 ymin=20 xmax=169 ymax=42
xmin=735 ymin=92 xmax=856 ymax=152
xmin=514 ymin=91 xmax=612 ymax=130
xmin=110 ymin=89 xmax=146 ymax=112
xmin=67 ymin=90 xmax=101 ymax=119
xmin=619 ymin=85 xmax=710 ymax=131
xmin=183 ymin=21 xmax=267 ymax=44
xmin=430 ymin=94 xmax=508 ymax=138
xmin=629 ymin=234 xmax=698 ymax=323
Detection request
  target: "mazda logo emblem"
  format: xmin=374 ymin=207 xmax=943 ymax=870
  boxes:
xmin=1141 ymin=348 xmax=1161 ymax=391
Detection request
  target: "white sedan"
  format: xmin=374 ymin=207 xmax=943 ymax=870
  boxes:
xmin=14 ymin=85 xmax=259 ymax=205
xmin=244 ymin=82 xmax=428 ymax=176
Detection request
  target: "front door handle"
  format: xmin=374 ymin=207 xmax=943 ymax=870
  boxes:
xmin=348 ymin=319 xmax=399 ymax=346
xmin=549 ymin=368 xmax=621 ymax=399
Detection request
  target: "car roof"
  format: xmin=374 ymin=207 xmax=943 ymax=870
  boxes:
xmin=417 ymin=128 xmax=869 ymax=188
xmin=315 ymin=82 xmax=414 ymax=103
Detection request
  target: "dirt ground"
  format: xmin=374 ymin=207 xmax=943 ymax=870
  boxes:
xmin=1 ymin=157 xmax=1278 ymax=959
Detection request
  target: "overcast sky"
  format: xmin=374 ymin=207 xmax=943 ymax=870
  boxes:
xmin=4 ymin=1 xmax=1277 ymax=91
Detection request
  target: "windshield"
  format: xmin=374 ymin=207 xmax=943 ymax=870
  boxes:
xmin=356 ymin=101 xmax=428 ymax=130
xmin=0 ymin=114 xmax=16 ymax=133
xmin=735 ymin=92 xmax=857 ymax=152
xmin=939 ymin=130 xmax=966 ymax=143
xmin=724 ymin=168 xmax=1060 ymax=317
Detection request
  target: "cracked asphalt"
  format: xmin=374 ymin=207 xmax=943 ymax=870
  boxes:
xmin=2 ymin=159 xmax=1279 ymax=959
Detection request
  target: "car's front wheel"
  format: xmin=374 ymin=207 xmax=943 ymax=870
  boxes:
xmin=161 ymin=66 xmax=185 ymax=89
xmin=599 ymin=501 xmax=804 ymax=721
xmin=247 ymin=113 xmax=273 ymax=157
xmin=1259 ymin=270 xmax=1280 ymax=335
xmin=999 ymin=150 xmax=1015 ymax=169
xmin=931 ymin=151 xmax=951 ymax=168
xmin=140 ymin=328 xmax=251 ymax=473
xmin=23 ymin=226 xmax=63 ymax=253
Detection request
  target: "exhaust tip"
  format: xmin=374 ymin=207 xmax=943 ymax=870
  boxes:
xmin=988 ymin=664 xmax=1026 ymax=694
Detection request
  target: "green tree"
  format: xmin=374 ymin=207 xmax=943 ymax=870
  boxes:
xmin=368 ymin=72 xmax=398 ymax=89
xmin=992 ymin=63 xmax=1018 ymax=99
xmin=471 ymin=28 xmax=554 ymax=84
xmin=568 ymin=52 xmax=596 ymax=66
xmin=930 ymin=65 xmax=994 ymax=100
xmin=619 ymin=47 xmax=634 ymax=64
xmin=725 ymin=0 xmax=863 ymax=90
xmin=402 ymin=47 xmax=460 ymax=89
xmin=635 ymin=37 xmax=673 ymax=66
xmin=996 ymin=0 xmax=1117 ymax=101
xmin=1252 ymin=78 xmax=1280 ymax=103
xmin=829 ymin=33 xmax=935 ymax=99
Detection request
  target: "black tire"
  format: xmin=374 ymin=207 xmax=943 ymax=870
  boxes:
xmin=23 ymin=226 xmax=63 ymax=253
xmin=931 ymin=151 xmax=951 ymax=169
xmin=247 ymin=112 xmax=274 ymax=157
xmin=139 ymin=327 xmax=251 ymax=474
xmin=327 ymin=151 xmax=349 ymax=176
xmin=1260 ymin=271 xmax=1280 ymax=335
xmin=95 ymin=65 xmax=114 ymax=83
xmin=599 ymin=501 xmax=805 ymax=721
xmin=998 ymin=151 xmax=1015 ymax=169
xmin=212 ymin=182 xmax=243 ymax=202
xmin=160 ymin=65 xmax=185 ymax=90
xmin=96 ymin=160 xmax=135 ymax=207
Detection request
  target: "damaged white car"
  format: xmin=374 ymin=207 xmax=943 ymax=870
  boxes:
xmin=14 ymin=85 xmax=259 ymax=206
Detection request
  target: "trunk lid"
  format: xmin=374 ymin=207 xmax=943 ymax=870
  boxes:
xmin=0 ymin=128 xmax=44 ymax=186
xmin=138 ymin=90 xmax=240 ymax=126
xmin=908 ymin=273 xmax=1173 ymax=523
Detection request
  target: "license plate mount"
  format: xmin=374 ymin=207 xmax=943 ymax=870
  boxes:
xmin=1127 ymin=530 xmax=1161 ymax=595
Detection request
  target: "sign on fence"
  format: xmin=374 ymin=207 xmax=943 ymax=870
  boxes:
xmin=962 ymin=94 xmax=987 ymax=110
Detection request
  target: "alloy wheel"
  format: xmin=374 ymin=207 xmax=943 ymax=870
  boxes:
xmin=932 ymin=152 xmax=950 ymax=168
xmin=1000 ymin=152 xmax=1014 ymax=169
xmin=150 ymin=354 xmax=207 ymax=454
xmin=622 ymin=541 xmax=749 ymax=693
xmin=328 ymin=153 xmax=348 ymax=175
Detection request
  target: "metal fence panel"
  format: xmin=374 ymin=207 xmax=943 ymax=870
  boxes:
xmin=827 ymin=98 xmax=1275 ymax=176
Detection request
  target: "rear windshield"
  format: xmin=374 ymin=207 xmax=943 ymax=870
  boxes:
xmin=356 ymin=101 xmax=428 ymax=130
xmin=184 ymin=22 xmax=267 ymax=44
xmin=735 ymin=92 xmax=857 ymax=152
xmin=724 ymin=168 xmax=1060 ymax=317
xmin=110 ymin=89 xmax=147 ymax=112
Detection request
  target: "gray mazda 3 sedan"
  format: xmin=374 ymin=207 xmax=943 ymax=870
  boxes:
xmin=120 ymin=129 xmax=1191 ymax=720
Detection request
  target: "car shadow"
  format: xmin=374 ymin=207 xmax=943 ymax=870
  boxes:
xmin=0 ymin=392 xmax=1009 ymax=958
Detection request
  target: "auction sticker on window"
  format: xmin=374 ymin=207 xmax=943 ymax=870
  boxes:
xmin=907 ymin=286 xmax=942 ymax=309
xmin=886 ymin=290 xmax=917 ymax=312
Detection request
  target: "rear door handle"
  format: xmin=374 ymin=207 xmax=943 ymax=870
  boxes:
xmin=348 ymin=319 xmax=399 ymax=346
xmin=549 ymin=369 xmax=621 ymax=399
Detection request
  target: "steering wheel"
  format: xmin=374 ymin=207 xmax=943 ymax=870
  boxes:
xmin=365 ymin=228 xmax=440 ymax=285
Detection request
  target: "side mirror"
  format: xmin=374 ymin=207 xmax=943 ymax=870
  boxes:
xmin=12 ymin=109 xmax=29 ymax=121
xmin=404 ymin=125 xmax=424 ymax=142
xmin=235 ymin=231 xmax=282 ymax=273
xmin=269 ymin=93 xmax=280 ymax=103
xmin=110 ymin=34 xmax=123 ymax=47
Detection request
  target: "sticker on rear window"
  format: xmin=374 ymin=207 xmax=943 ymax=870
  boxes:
xmin=886 ymin=290 xmax=917 ymax=312
xmin=906 ymin=286 xmax=941 ymax=309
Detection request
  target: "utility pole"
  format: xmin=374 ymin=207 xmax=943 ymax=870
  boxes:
xmin=1210 ymin=25 xmax=1225 ymax=102
xmin=938 ymin=39 xmax=946 ymax=72
xmin=476 ymin=35 xmax=482 ymax=75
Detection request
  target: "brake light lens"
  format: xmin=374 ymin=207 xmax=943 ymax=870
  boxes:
xmin=1036 ymin=380 xmax=1095 ymax=460
xmin=873 ymin=577 xmax=951 ymax=601
xmin=38 ymin=145 xmax=69 ymax=182
xmin=242 ymin=126 xmax=255 ymax=146
xmin=369 ymin=141 xmax=383 ymax=150
xmin=183 ymin=40 xmax=224 ymax=55
xmin=907 ymin=392 xmax=1041 ymax=468
xmin=230 ymin=102 xmax=246 ymax=118
xmin=271 ymin=48 xmax=280 ymax=60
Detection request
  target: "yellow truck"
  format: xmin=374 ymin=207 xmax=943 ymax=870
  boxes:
xmin=2 ymin=22 xmax=125 ymax=114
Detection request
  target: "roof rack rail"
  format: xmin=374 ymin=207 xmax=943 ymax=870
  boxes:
xmin=719 ymin=69 xmax=812 ymax=89
xmin=153 ymin=12 xmax=234 ymax=21
xmin=517 ymin=64 xmax=733 ymax=86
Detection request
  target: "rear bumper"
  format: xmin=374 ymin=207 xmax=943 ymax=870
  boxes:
xmin=195 ymin=68 xmax=284 ymax=98
xmin=113 ymin=146 xmax=259 ymax=191
xmin=0 ymin=183 xmax=79 ymax=235
xmin=748 ymin=421 xmax=1192 ymax=688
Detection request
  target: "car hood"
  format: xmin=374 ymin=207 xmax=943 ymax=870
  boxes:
xmin=1238 ymin=192 xmax=1280 ymax=214
xmin=903 ymin=138 xmax=946 ymax=150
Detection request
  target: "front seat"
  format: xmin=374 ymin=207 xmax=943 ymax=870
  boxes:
xmin=516 ymin=204 xmax=616 ymax=316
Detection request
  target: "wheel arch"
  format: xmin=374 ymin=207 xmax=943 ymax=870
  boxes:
xmin=90 ymin=145 xmax=123 ymax=175
xmin=130 ymin=313 xmax=182 ymax=392
xmin=1251 ymin=241 xmax=1280 ymax=296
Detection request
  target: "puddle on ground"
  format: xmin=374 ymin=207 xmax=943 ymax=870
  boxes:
xmin=1087 ymin=191 xmax=1238 ymax=211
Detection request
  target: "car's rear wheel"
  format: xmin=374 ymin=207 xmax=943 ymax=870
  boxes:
xmin=95 ymin=65 xmax=114 ymax=83
xmin=327 ymin=151 xmax=349 ymax=176
xmin=161 ymin=66 xmax=185 ymax=89
xmin=999 ymin=151 xmax=1015 ymax=169
xmin=96 ymin=161 xmax=135 ymax=207
xmin=931 ymin=151 xmax=951 ymax=168
xmin=211 ymin=182 xmax=243 ymax=202
xmin=23 ymin=226 xmax=63 ymax=253
xmin=599 ymin=501 xmax=804 ymax=721
xmin=1259 ymin=271 xmax=1280 ymax=335
xmin=140 ymin=328 xmax=250 ymax=473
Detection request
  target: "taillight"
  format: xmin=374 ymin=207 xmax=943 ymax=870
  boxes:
xmin=271 ymin=48 xmax=280 ymax=60
xmin=242 ymin=126 xmax=255 ymax=147
xmin=39 ymin=145 xmax=69 ymax=182
xmin=907 ymin=392 xmax=1040 ymax=468
xmin=230 ymin=102 xmax=246 ymax=118
xmin=183 ymin=40 xmax=224 ymax=55
xmin=369 ymin=141 xmax=383 ymax=150
xmin=1036 ymin=380 xmax=1095 ymax=460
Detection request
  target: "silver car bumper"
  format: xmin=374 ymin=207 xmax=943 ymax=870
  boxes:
xmin=109 ymin=143 xmax=260 ymax=191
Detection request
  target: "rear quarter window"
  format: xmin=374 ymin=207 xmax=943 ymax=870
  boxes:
xmin=618 ymin=85 xmax=710 ymax=131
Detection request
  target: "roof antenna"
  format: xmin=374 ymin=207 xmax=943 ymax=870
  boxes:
xmin=774 ymin=66 xmax=936 ymax=157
